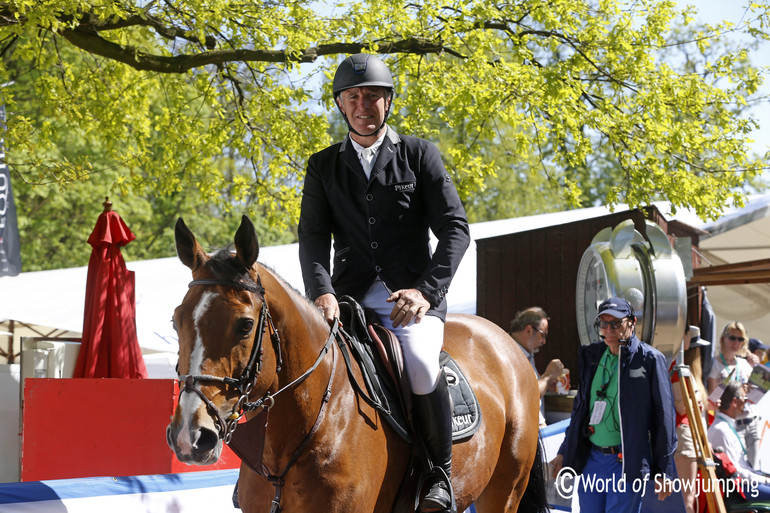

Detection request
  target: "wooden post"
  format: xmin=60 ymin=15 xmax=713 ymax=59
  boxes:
xmin=677 ymin=364 xmax=726 ymax=513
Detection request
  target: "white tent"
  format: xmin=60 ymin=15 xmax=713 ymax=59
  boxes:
xmin=685 ymin=194 xmax=770 ymax=345
xmin=0 ymin=209 xmax=629 ymax=357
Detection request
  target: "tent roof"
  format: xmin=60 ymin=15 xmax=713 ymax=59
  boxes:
xmin=689 ymin=194 xmax=770 ymax=344
xmin=2 ymin=194 xmax=769 ymax=353
xmin=0 ymin=243 xmax=306 ymax=354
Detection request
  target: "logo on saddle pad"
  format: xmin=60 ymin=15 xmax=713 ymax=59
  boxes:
xmin=629 ymin=366 xmax=646 ymax=379
xmin=445 ymin=366 xmax=475 ymax=432
xmin=441 ymin=360 xmax=481 ymax=440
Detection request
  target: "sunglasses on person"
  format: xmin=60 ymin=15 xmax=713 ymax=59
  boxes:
xmin=598 ymin=319 xmax=626 ymax=330
xmin=532 ymin=326 xmax=548 ymax=338
xmin=727 ymin=335 xmax=746 ymax=342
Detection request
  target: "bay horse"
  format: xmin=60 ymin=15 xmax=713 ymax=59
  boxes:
xmin=167 ymin=215 xmax=547 ymax=513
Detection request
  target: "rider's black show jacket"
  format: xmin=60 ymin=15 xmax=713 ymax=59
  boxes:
xmin=298 ymin=127 xmax=470 ymax=321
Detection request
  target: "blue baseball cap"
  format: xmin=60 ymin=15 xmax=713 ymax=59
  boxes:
xmin=596 ymin=297 xmax=634 ymax=320
xmin=750 ymin=338 xmax=769 ymax=352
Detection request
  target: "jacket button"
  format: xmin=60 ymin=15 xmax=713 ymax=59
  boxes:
xmin=371 ymin=241 xmax=379 ymax=249
xmin=368 ymin=217 xmax=376 ymax=225
xmin=365 ymin=194 xmax=373 ymax=201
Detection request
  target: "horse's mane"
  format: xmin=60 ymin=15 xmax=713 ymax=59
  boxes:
xmin=206 ymin=247 xmax=259 ymax=290
xmin=259 ymin=262 xmax=312 ymax=304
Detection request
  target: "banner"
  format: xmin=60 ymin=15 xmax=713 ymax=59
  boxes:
xmin=0 ymin=103 xmax=21 ymax=276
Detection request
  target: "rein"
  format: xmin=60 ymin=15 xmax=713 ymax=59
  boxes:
xmin=177 ymin=273 xmax=343 ymax=513
xmin=257 ymin=334 xmax=338 ymax=513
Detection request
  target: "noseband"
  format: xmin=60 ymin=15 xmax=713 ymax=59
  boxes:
xmin=178 ymin=275 xmax=283 ymax=443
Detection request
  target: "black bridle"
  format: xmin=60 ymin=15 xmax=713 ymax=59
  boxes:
xmin=177 ymin=275 xmax=283 ymax=443
xmin=177 ymin=272 xmax=342 ymax=512
xmin=177 ymin=273 xmax=340 ymax=443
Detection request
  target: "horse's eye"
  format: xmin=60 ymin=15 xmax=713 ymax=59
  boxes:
xmin=238 ymin=319 xmax=254 ymax=337
xmin=171 ymin=318 xmax=178 ymax=332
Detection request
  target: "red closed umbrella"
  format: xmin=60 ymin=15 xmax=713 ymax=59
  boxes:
xmin=73 ymin=198 xmax=148 ymax=378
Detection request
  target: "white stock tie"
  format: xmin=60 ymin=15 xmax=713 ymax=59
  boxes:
xmin=360 ymin=146 xmax=376 ymax=179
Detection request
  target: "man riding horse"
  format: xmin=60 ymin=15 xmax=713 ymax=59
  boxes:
xmin=298 ymin=53 xmax=471 ymax=513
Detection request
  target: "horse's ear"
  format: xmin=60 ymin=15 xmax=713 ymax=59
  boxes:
xmin=175 ymin=218 xmax=208 ymax=271
xmin=233 ymin=215 xmax=259 ymax=270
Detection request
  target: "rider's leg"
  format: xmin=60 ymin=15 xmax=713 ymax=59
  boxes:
xmin=361 ymin=279 xmax=453 ymax=512
xmin=412 ymin=371 xmax=454 ymax=512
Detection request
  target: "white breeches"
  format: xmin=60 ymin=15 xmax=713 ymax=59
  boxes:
xmin=361 ymin=279 xmax=444 ymax=395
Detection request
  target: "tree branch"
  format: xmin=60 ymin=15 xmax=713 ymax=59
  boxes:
xmin=85 ymin=11 xmax=216 ymax=48
xmin=59 ymin=23 xmax=448 ymax=73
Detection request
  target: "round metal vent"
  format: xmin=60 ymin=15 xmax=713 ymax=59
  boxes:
xmin=575 ymin=219 xmax=686 ymax=359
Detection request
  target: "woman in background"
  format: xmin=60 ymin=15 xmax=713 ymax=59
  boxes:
xmin=707 ymin=321 xmax=760 ymax=468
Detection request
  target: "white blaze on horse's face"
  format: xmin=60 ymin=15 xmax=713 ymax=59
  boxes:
xmin=189 ymin=291 xmax=216 ymax=375
xmin=173 ymin=291 xmax=220 ymax=460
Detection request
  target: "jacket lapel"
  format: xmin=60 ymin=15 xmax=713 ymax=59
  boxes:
xmin=339 ymin=136 xmax=368 ymax=183
xmin=371 ymin=137 xmax=395 ymax=181
xmin=620 ymin=336 xmax=640 ymax=376
xmin=340 ymin=128 xmax=400 ymax=183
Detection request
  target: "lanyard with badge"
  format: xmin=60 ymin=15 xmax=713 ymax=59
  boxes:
xmin=590 ymin=350 xmax=617 ymax=425
xmin=719 ymin=354 xmax=742 ymax=382
xmin=716 ymin=412 xmax=748 ymax=455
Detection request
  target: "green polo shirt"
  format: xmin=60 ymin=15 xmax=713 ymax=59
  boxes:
xmin=588 ymin=347 xmax=622 ymax=447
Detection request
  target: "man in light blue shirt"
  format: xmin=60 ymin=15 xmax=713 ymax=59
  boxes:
xmin=509 ymin=307 xmax=566 ymax=428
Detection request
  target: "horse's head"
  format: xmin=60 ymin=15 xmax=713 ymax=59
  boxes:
xmin=166 ymin=215 xmax=279 ymax=465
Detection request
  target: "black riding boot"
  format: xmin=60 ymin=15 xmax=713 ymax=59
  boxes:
xmin=412 ymin=372 xmax=455 ymax=513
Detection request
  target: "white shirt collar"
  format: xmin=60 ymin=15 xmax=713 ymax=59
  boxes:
xmin=350 ymin=130 xmax=387 ymax=179
xmin=715 ymin=411 xmax=737 ymax=428
xmin=350 ymin=130 xmax=387 ymax=157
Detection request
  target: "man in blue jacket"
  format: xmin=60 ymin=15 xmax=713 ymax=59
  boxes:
xmin=550 ymin=297 xmax=677 ymax=512
xmin=298 ymin=53 xmax=470 ymax=513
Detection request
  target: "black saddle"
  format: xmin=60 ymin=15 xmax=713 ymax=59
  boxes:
xmin=337 ymin=296 xmax=482 ymax=443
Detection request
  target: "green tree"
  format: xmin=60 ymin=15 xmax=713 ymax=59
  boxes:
xmin=6 ymin=43 xmax=294 ymax=270
xmin=1 ymin=0 xmax=768 ymax=270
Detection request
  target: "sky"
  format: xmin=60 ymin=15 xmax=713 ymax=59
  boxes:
xmin=678 ymin=0 xmax=770 ymax=157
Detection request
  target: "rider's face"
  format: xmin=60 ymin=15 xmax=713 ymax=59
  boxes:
xmin=337 ymin=86 xmax=391 ymax=137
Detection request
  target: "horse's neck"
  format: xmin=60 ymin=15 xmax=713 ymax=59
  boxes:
xmin=262 ymin=275 xmax=335 ymax=390
xmin=278 ymin=300 xmax=334 ymax=376
xmin=257 ymin=264 xmax=337 ymax=401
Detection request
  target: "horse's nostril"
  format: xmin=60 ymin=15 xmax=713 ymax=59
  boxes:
xmin=195 ymin=427 xmax=219 ymax=453
xmin=166 ymin=424 xmax=179 ymax=451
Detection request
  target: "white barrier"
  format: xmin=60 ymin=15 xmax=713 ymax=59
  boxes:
xmin=0 ymin=422 xmax=572 ymax=513
xmin=4 ymin=408 xmax=722 ymax=513
xmin=0 ymin=469 xmax=240 ymax=513
xmin=541 ymin=419 xmax=572 ymax=512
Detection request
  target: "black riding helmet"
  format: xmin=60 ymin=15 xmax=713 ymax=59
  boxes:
xmin=332 ymin=53 xmax=394 ymax=138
